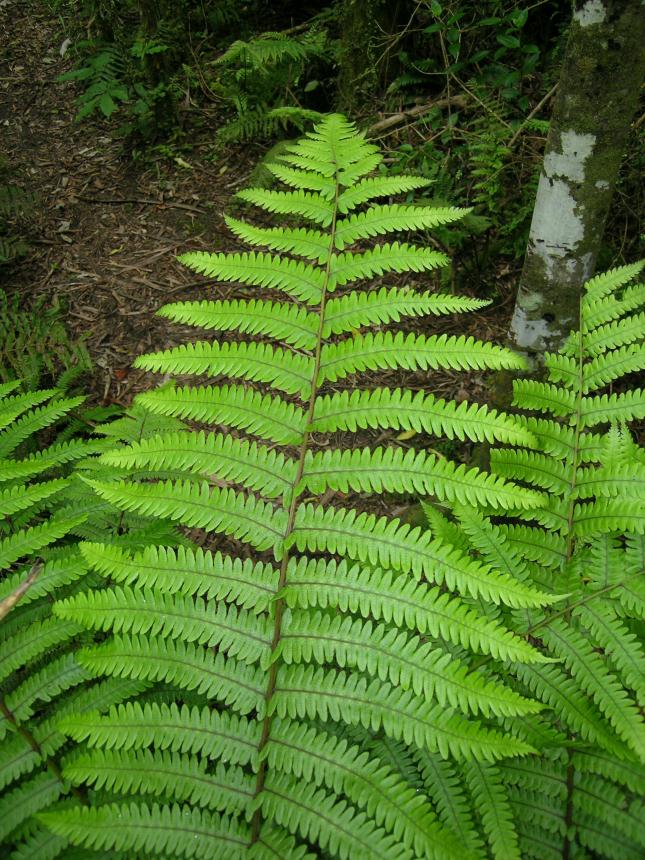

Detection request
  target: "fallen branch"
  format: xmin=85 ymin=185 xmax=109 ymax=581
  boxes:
xmin=366 ymin=95 xmax=469 ymax=136
xmin=75 ymin=196 xmax=207 ymax=215
xmin=507 ymin=82 xmax=558 ymax=149
xmin=0 ymin=561 xmax=43 ymax=622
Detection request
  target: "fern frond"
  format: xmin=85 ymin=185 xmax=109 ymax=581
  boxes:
xmin=415 ymin=750 xmax=485 ymax=858
xmin=301 ymin=446 xmax=542 ymax=509
xmin=291 ymin=504 xmax=554 ymax=607
xmin=257 ymin=774 xmax=409 ymax=860
xmin=134 ymin=340 xmax=313 ymax=398
xmin=582 ymin=344 xmax=645 ymax=392
xmin=158 ymin=298 xmax=318 ymax=349
xmin=579 ymin=389 xmax=645 ymax=426
xmin=0 ymin=389 xmax=59 ymax=429
xmin=320 ymin=332 xmax=527 ymax=384
xmin=572 ymin=498 xmax=645 ymax=535
xmin=79 ymin=634 xmax=265 ymax=715
xmin=511 ymin=380 xmax=577 ymax=417
xmin=0 ymin=438 xmax=113 ymax=483
xmin=0 ymin=395 xmax=85 ymax=458
xmin=79 ymin=542 xmax=278 ymax=611
xmin=59 ymin=700 xmax=260 ymax=765
xmin=541 ymin=621 xmax=645 ymax=760
xmin=86 ymin=478 xmax=288 ymax=555
xmin=572 ymin=603 xmax=645 ymax=703
xmin=574 ymin=461 xmax=645 ymax=500
xmin=581 ymin=311 xmax=645 ymax=355
xmin=265 ymin=719 xmax=463 ymax=860
xmin=39 ymin=114 xmax=597 ymax=859
xmin=236 ymin=189 xmax=334 ymax=226
xmin=490 ymin=449 xmax=571 ymax=494
xmin=336 ymin=175 xmax=433 ymax=213
xmin=313 ymin=388 xmax=534 ymax=445
xmin=495 ymin=525 xmax=567 ymax=569
xmin=330 ymin=243 xmax=448 ymax=286
xmin=323 ymin=288 xmax=488 ymax=336
xmin=582 ymin=261 xmax=645 ymax=302
xmin=136 ymin=384 xmax=306 ymax=446
xmin=265 ymin=162 xmax=336 ymax=196
xmin=65 ymin=748 xmax=254 ymax=813
xmin=0 ymin=617 xmax=83 ymax=684
xmin=510 ymin=663 xmax=629 ymax=757
xmin=282 ymin=557 xmax=547 ymax=663
xmin=179 ymin=250 xmax=325 ymax=304
xmin=278 ymin=611 xmax=540 ymax=718
xmin=273 ymin=665 xmax=535 ymax=762
xmin=0 ymin=478 xmax=67 ymax=518
xmin=1 ymin=653 xmax=89 ymax=727
xmin=55 ymin=586 xmax=273 ymax=667
xmin=581 ymin=283 xmax=645 ymax=331
xmin=464 ymin=761 xmax=521 ymax=860
xmin=224 ymin=216 xmax=329 ymax=263
xmin=40 ymin=803 xmax=251 ymax=859
xmin=0 ymin=514 xmax=87 ymax=571
xmin=0 ymin=774 xmax=63 ymax=844
xmin=100 ymin=430 xmax=298 ymax=498
xmin=334 ymin=204 xmax=466 ymax=249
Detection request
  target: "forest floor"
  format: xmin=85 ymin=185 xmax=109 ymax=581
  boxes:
xmin=1 ymin=0 xmax=513 ymax=433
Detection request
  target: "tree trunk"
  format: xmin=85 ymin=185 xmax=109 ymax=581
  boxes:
xmin=336 ymin=0 xmax=396 ymax=116
xmin=508 ymin=0 xmax=645 ymax=358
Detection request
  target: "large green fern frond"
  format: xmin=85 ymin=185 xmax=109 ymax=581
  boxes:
xmin=417 ymin=262 xmax=645 ymax=857
xmin=40 ymin=115 xmax=549 ymax=858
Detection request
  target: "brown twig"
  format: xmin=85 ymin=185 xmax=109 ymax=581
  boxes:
xmin=0 ymin=561 xmax=42 ymax=622
xmin=507 ymin=82 xmax=558 ymax=150
xmin=75 ymin=196 xmax=207 ymax=215
xmin=366 ymin=95 xmax=469 ymax=136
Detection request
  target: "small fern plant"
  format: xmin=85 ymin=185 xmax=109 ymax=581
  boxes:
xmin=0 ymin=291 xmax=92 ymax=391
xmin=0 ymin=383 xmax=189 ymax=855
xmin=421 ymin=261 xmax=645 ymax=858
xmin=213 ymin=30 xmax=330 ymax=143
xmin=0 ymin=183 xmax=35 ymax=265
xmin=58 ymin=43 xmax=129 ymax=120
xmin=39 ymin=114 xmax=563 ymax=859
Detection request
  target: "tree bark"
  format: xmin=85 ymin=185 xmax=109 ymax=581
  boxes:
xmin=508 ymin=0 xmax=645 ymax=357
xmin=336 ymin=0 xmax=396 ymax=116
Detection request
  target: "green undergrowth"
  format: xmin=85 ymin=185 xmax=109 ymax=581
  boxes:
xmin=0 ymin=115 xmax=640 ymax=859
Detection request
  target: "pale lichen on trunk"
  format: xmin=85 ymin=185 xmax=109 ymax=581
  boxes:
xmin=509 ymin=0 xmax=645 ymax=358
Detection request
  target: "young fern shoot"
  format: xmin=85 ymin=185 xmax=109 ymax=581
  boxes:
xmin=46 ymin=115 xmax=554 ymax=859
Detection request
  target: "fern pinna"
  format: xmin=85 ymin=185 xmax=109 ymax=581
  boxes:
xmin=37 ymin=114 xmax=561 ymax=859
xmin=423 ymin=261 xmax=645 ymax=859
xmin=0 ymin=384 xmax=188 ymax=856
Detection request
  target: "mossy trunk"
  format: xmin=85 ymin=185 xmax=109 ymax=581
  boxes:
xmin=336 ymin=0 xmax=397 ymax=116
xmin=137 ymin=0 xmax=177 ymax=134
xmin=509 ymin=0 xmax=645 ymax=358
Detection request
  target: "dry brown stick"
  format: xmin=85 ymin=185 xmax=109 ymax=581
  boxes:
xmin=75 ymin=196 xmax=207 ymax=214
xmin=366 ymin=95 xmax=469 ymax=136
xmin=507 ymin=82 xmax=559 ymax=149
xmin=0 ymin=561 xmax=43 ymax=622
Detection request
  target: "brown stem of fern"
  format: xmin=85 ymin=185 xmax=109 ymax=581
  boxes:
xmin=249 ymin=168 xmax=341 ymax=844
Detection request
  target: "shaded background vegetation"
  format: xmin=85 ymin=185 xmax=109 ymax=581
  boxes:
xmin=32 ymin=0 xmax=643 ymax=290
